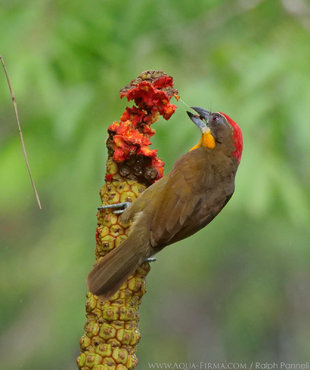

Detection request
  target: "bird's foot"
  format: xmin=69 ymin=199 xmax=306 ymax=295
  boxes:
xmin=98 ymin=202 xmax=131 ymax=214
xmin=145 ymin=257 xmax=157 ymax=263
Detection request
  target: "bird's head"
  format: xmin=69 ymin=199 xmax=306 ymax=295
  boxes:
xmin=187 ymin=107 xmax=243 ymax=163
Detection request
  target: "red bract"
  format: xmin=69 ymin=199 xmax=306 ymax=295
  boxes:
xmin=152 ymin=157 xmax=165 ymax=179
xmin=137 ymin=146 xmax=157 ymax=158
xmin=108 ymin=73 xmax=178 ymax=181
xmin=121 ymin=80 xmax=177 ymax=120
xmin=105 ymin=174 xmax=114 ymax=182
xmin=141 ymin=125 xmax=155 ymax=136
xmin=153 ymin=76 xmax=174 ymax=89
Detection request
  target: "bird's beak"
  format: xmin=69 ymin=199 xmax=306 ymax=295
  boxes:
xmin=187 ymin=107 xmax=211 ymax=133
xmin=191 ymin=107 xmax=211 ymax=122
xmin=187 ymin=112 xmax=209 ymax=134
xmin=187 ymin=107 xmax=215 ymax=151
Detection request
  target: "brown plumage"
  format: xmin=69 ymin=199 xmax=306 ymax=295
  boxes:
xmin=88 ymin=108 xmax=243 ymax=300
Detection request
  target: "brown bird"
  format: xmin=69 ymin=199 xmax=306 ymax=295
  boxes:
xmin=88 ymin=107 xmax=243 ymax=300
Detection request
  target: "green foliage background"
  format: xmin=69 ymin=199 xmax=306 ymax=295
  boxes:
xmin=1 ymin=0 xmax=310 ymax=369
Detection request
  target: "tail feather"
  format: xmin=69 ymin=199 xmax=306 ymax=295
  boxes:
xmin=87 ymin=237 xmax=146 ymax=301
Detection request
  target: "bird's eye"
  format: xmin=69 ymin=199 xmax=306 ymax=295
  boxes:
xmin=212 ymin=115 xmax=220 ymax=122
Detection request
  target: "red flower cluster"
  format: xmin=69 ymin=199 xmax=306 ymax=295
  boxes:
xmin=108 ymin=76 xmax=178 ymax=180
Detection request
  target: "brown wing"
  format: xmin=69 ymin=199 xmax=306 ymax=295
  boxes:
xmin=121 ymin=147 xmax=236 ymax=250
xmin=119 ymin=175 xmax=168 ymax=224
xmin=149 ymin=148 xmax=234 ymax=248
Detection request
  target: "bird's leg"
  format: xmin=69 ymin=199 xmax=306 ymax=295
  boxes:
xmin=98 ymin=202 xmax=131 ymax=214
xmin=145 ymin=257 xmax=157 ymax=263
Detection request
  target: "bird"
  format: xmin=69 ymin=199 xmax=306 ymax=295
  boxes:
xmin=88 ymin=106 xmax=243 ymax=300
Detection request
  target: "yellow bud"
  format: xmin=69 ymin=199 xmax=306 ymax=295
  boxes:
xmin=128 ymin=277 xmax=143 ymax=292
xmin=119 ymin=307 xmax=136 ymax=321
xmin=76 ymin=353 xmax=86 ymax=367
xmin=116 ymin=182 xmax=130 ymax=193
xmin=85 ymin=321 xmax=100 ymax=337
xmin=116 ymin=365 xmax=128 ymax=370
xmin=80 ymin=335 xmax=91 ymax=349
xmin=116 ymin=329 xmax=132 ymax=344
xmin=85 ymin=353 xmax=102 ymax=367
xmin=93 ymin=365 xmax=107 ymax=370
xmin=130 ymin=330 xmax=141 ymax=345
xmin=110 ymin=224 xmax=124 ymax=237
xmin=95 ymin=343 xmax=112 ymax=357
xmin=107 ymin=192 xmax=120 ymax=203
xmin=103 ymin=356 xmax=116 ymax=367
xmin=115 ymin=235 xmax=127 ymax=248
xmin=106 ymin=159 xmax=118 ymax=175
xmin=102 ymin=306 xmax=120 ymax=321
xmin=86 ymin=294 xmax=97 ymax=312
xmin=102 ymin=213 xmax=118 ymax=226
xmin=112 ymin=348 xmax=128 ymax=365
xmin=126 ymin=354 xmax=138 ymax=368
xmin=99 ymin=226 xmax=110 ymax=238
xmin=99 ymin=323 xmax=116 ymax=340
xmin=120 ymin=191 xmax=136 ymax=203
xmin=100 ymin=234 xmax=115 ymax=252
xmin=131 ymin=183 xmax=146 ymax=197
xmin=107 ymin=338 xmax=121 ymax=347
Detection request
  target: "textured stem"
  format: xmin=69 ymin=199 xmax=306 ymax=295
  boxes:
xmin=77 ymin=71 xmax=178 ymax=369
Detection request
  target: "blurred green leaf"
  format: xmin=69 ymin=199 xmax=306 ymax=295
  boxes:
xmin=1 ymin=0 xmax=310 ymax=368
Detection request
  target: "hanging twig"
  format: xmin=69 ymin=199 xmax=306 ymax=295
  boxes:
xmin=0 ymin=56 xmax=42 ymax=209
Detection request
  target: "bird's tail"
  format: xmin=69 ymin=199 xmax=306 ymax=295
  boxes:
xmin=87 ymin=235 xmax=146 ymax=301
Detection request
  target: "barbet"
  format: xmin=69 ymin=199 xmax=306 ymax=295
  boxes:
xmin=88 ymin=107 xmax=243 ymax=300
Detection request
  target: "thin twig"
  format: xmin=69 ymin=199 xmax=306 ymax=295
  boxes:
xmin=0 ymin=56 xmax=42 ymax=209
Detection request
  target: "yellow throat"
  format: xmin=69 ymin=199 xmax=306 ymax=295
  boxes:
xmin=190 ymin=130 xmax=216 ymax=151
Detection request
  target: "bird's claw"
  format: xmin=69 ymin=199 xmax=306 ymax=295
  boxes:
xmin=145 ymin=257 xmax=157 ymax=263
xmin=98 ymin=202 xmax=131 ymax=214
